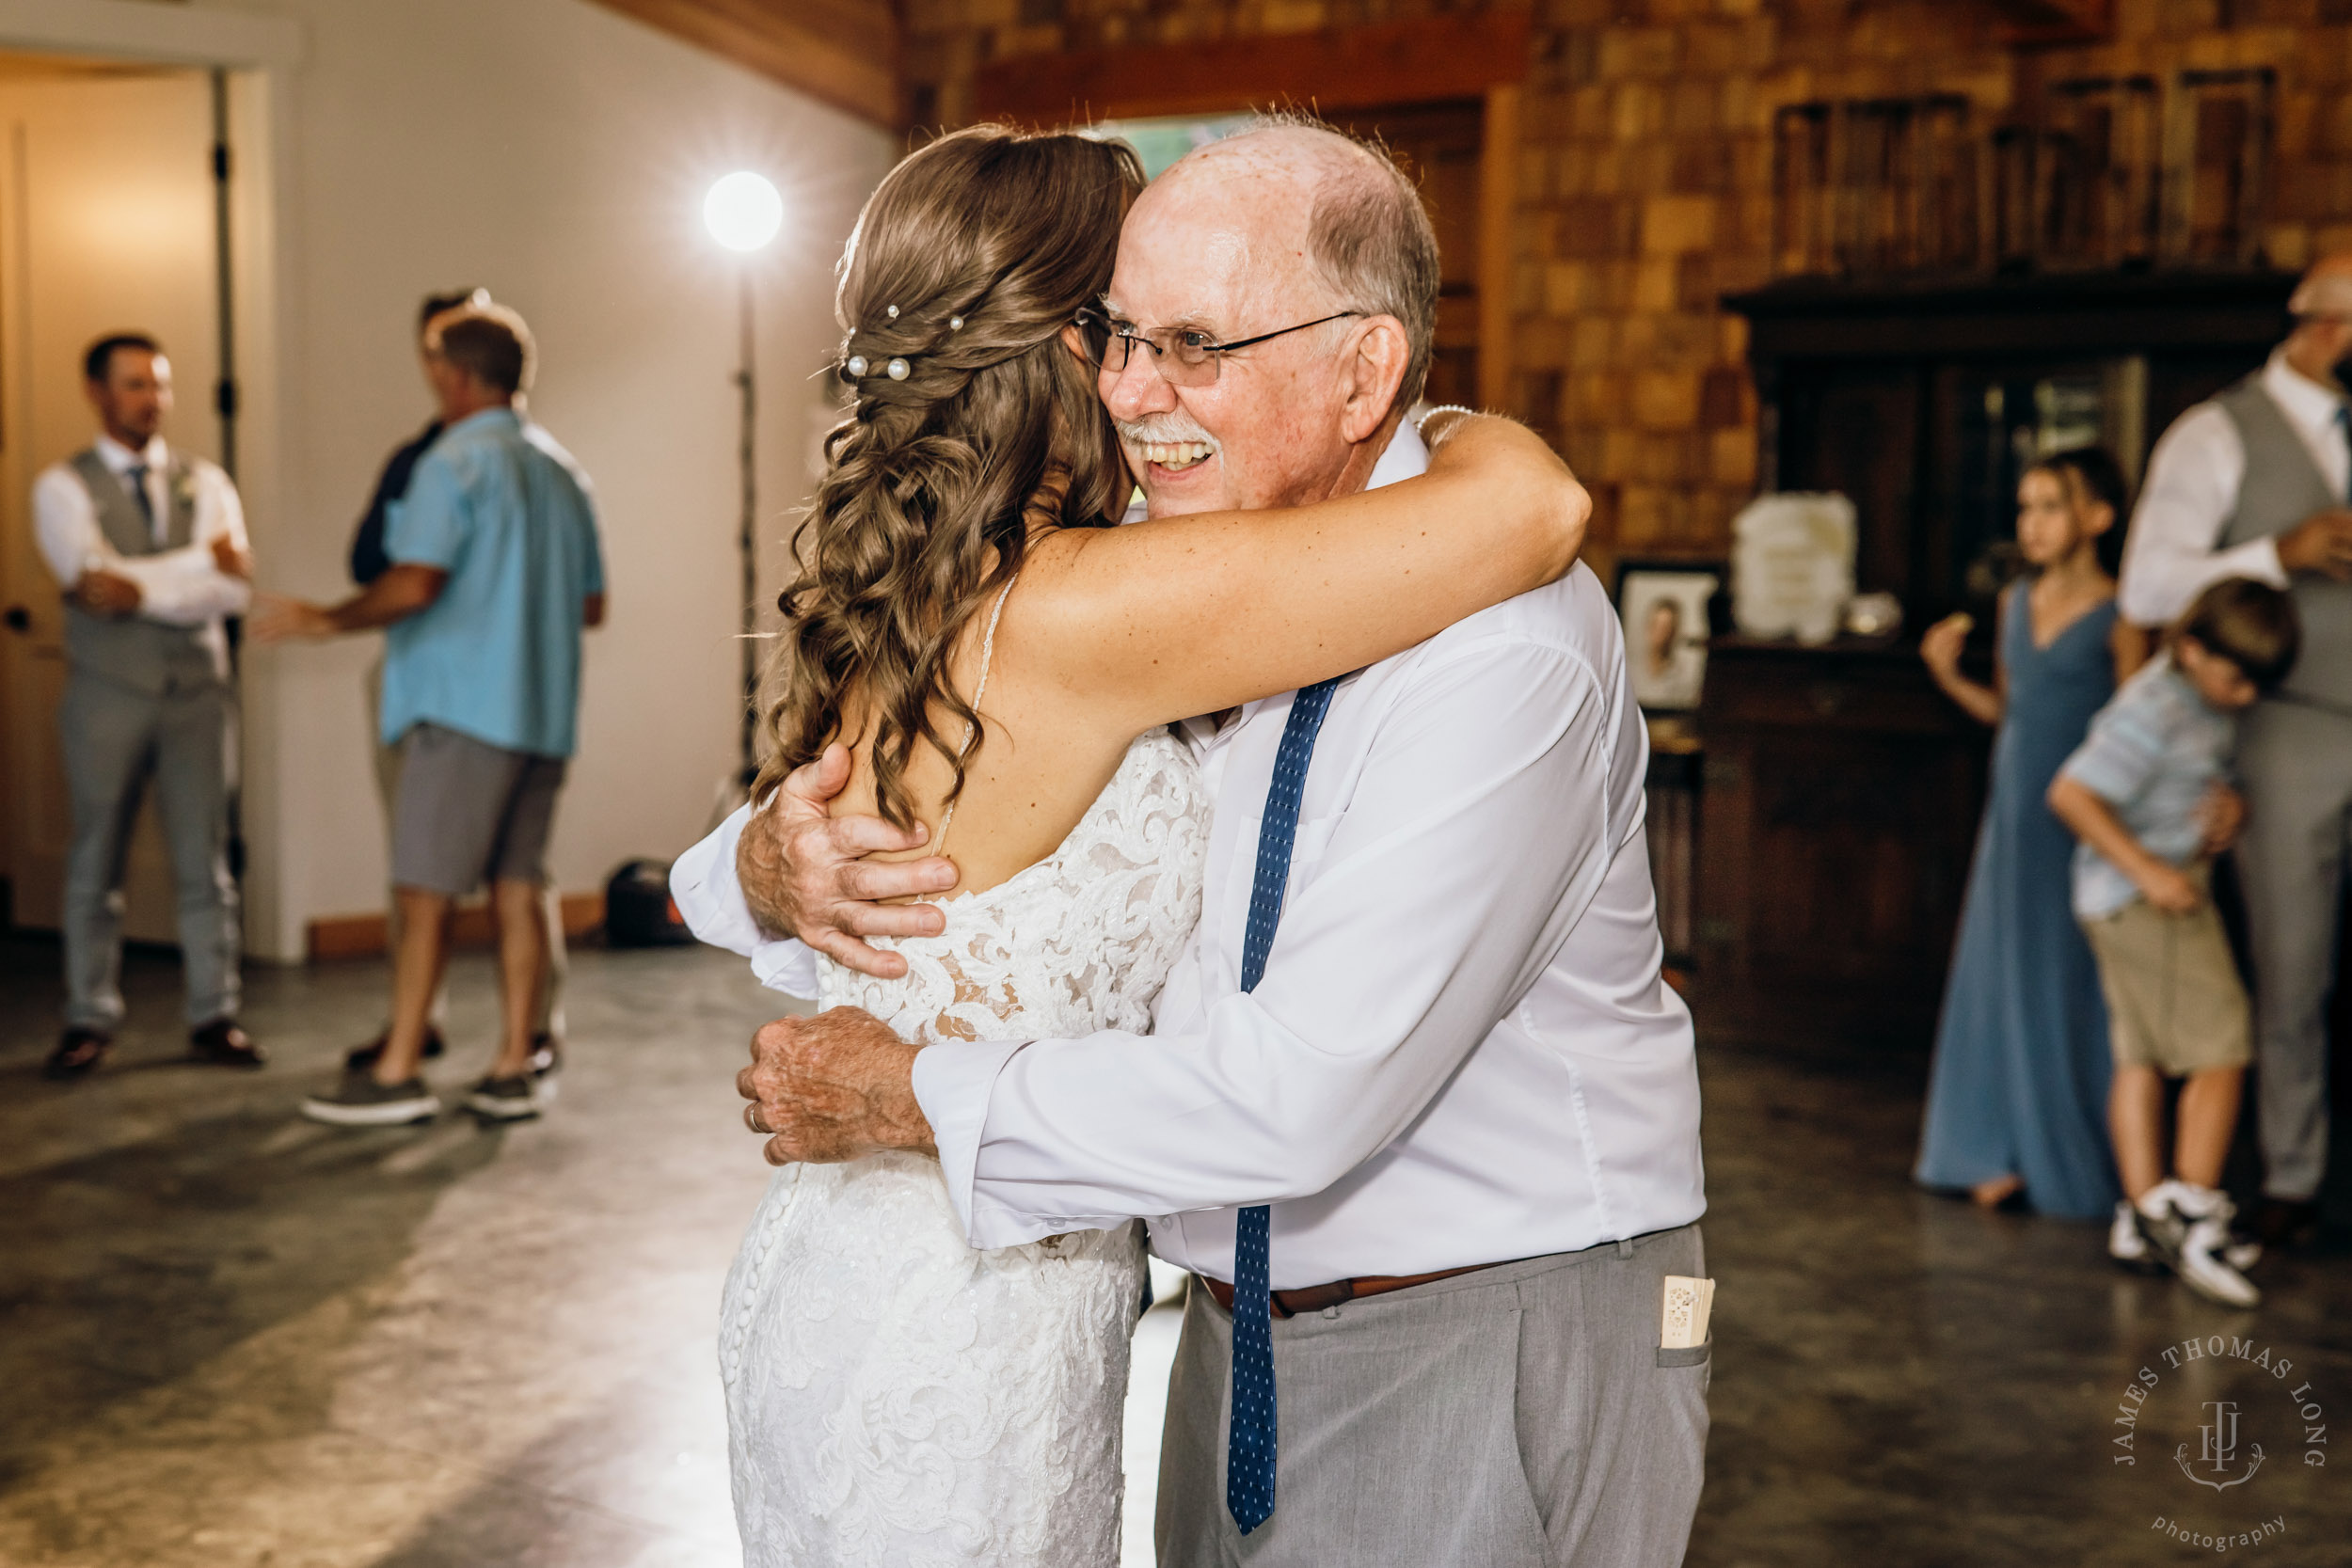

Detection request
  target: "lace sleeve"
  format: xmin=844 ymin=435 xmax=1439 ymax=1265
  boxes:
xmin=816 ymin=732 xmax=1209 ymax=1047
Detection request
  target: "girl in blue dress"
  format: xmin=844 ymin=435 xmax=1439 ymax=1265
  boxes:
xmin=1915 ymin=447 xmax=2144 ymax=1220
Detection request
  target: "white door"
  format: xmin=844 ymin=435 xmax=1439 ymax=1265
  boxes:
xmin=0 ymin=64 xmax=224 ymax=942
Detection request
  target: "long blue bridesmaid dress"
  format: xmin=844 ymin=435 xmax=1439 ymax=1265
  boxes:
xmin=1914 ymin=580 xmax=2121 ymax=1221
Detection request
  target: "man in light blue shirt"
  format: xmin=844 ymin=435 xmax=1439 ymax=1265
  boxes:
xmin=256 ymin=303 xmax=603 ymax=1126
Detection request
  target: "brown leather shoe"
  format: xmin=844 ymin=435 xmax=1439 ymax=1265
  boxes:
xmin=42 ymin=1027 xmax=112 ymax=1081
xmin=189 ymin=1018 xmax=266 ymax=1069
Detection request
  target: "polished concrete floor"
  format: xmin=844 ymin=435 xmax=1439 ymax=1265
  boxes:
xmin=4 ymin=936 xmax=2348 ymax=1567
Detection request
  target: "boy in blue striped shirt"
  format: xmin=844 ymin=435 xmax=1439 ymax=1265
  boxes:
xmin=2049 ymin=578 xmax=2299 ymax=1307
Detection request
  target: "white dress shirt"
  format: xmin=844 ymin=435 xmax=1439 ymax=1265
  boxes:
xmin=2118 ymin=350 xmax=2347 ymax=626
xmin=675 ymin=431 xmax=1706 ymax=1288
xmin=33 ymin=435 xmax=252 ymax=669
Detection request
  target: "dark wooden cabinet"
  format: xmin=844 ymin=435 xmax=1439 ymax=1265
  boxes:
xmin=1694 ymin=640 xmax=1990 ymax=1050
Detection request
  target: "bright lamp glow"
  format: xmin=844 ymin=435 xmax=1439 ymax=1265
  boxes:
xmin=705 ymin=171 xmax=783 ymax=252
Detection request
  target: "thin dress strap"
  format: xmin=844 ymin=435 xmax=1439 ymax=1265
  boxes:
xmin=933 ymin=574 xmax=1017 ymax=860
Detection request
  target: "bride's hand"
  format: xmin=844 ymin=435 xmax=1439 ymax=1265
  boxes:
xmin=739 ymin=742 xmax=961 ymax=978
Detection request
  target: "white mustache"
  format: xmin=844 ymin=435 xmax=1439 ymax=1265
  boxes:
xmin=1114 ymin=415 xmax=1216 ymax=449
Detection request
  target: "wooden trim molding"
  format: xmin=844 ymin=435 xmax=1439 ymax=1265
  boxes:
xmin=1477 ymin=83 xmax=1519 ymax=415
xmin=585 ymin=0 xmax=898 ymax=127
xmin=976 ymin=9 xmax=1533 ymax=127
xmin=307 ymin=893 xmax=608 ymax=962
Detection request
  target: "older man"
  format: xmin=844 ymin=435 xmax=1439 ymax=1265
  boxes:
xmin=2119 ymin=254 xmax=2352 ymax=1248
xmin=34 ymin=334 xmax=260 ymax=1079
xmin=681 ymin=122 xmax=1707 ymax=1565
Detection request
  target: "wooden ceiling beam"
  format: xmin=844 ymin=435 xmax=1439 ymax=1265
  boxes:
xmin=1988 ymin=0 xmax=2115 ymax=44
xmin=976 ymin=9 xmax=1533 ymax=127
xmin=587 ymin=0 xmax=899 ymax=127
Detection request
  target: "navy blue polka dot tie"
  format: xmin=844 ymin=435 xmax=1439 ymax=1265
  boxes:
xmin=1227 ymin=675 xmax=1343 ymax=1536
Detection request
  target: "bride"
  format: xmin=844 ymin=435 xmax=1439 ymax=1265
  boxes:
xmin=707 ymin=122 xmax=1587 ymax=1565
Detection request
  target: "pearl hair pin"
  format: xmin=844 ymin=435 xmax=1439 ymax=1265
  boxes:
xmin=886 ymin=357 xmax=911 ymax=380
xmin=845 ymin=355 xmax=868 ymax=377
xmin=885 ymin=305 xmax=899 ymax=319
xmin=949 ymin=316 xmax=964 ymax=331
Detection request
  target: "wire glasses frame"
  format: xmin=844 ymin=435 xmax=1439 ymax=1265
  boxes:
xmin=1073 ymin=307 xmax=1361 ymax=387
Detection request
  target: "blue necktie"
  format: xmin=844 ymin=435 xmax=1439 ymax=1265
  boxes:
xmin=125 ymin=464 xmax=156 ymax=537
xmin=1226 ymin=674 xmax=1343 ymax=1536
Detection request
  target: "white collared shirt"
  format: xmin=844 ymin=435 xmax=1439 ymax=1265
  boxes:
xmin=2117 ymin=349 xmax=2347 ymax=626
xmin=32 ymin=433 xmax=252 ymax=641
xmin=673 ymin=429 xmax=1706 ymax=1286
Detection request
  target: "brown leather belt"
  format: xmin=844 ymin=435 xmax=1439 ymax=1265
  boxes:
xmin=1201 ymin=1259 xmax=1505 ymax=1319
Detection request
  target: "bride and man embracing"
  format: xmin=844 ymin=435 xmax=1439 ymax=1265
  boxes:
xmin=673 ymin=115 xmax=1709 ymax=1568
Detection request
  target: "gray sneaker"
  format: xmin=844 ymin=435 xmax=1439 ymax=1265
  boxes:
xmin=465 ymin=1073 xmax=544 ymax=1121
xmin=303 ymin=1070 xmax=438 ymax=1126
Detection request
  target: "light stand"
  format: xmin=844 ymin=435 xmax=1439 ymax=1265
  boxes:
xmin=734 ymin=264 xmax=757 ymax=785
xmin=703 ymin=171 xmax=785 ymax=789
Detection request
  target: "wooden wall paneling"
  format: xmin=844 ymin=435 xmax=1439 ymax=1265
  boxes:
xmin=1478 ymin=84 xmax=1518 ymax=415
xmin=586 ymin=0 xmax=898 ymax=126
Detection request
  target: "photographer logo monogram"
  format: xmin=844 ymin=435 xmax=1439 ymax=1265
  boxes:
xmin=2111 ymin=1335 xmax=2327 ymax=1551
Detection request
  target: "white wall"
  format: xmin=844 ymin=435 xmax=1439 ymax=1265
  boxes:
xmin=209 ymin=0 xmax=892 ymax=958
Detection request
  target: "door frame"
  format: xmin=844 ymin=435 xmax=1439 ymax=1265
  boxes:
xmin=0 ymin=0 xmax=300 ymax=956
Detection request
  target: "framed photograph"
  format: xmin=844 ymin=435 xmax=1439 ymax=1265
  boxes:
xmin=1615 ymin=561 xmax=1724 ymax=713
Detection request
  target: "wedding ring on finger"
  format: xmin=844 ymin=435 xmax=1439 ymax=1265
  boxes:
xmin=744 ymin=1103 xmax=771 ymax=1136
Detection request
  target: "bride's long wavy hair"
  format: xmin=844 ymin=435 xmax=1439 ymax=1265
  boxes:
xmin=751 ymin=126 xmax=1144 ymax=830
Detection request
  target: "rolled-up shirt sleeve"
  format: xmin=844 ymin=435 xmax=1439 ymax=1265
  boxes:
xmin=120 ymin=465 xmax=253 ymax=626
xmin=2119 ymin=404 xmax=2285 ymax=626
xmin=670 ymin=803 xmax=821 ymax=998
xmin=914 ymin=636 xmax=1623 ymax=1248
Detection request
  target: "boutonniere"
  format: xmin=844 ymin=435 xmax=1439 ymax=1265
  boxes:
xmin=173 ymin=473 xmax=199 ymax=509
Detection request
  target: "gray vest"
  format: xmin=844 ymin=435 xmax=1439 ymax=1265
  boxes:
xmin=61 ymin=447 xmax=220 ymax=696
xmin=2216 ymin=375 xmax=2352 ymax=711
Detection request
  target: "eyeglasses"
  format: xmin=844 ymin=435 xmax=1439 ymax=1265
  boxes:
xmin=1073 ymin=307 xmax=1360 ymax=387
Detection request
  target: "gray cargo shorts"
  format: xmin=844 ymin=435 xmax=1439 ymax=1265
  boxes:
xmin=390 ymin=722 xmax=567 ymax=897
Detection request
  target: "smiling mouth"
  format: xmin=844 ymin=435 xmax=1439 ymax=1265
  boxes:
xmin=1136 ymin=440 xmax=1214 ymax=473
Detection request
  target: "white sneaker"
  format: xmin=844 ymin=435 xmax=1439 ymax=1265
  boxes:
xmin=2178 ymin=1212 xmax=2262 ymax=1308
xmin=2168 ymin=1183 xmax=2264 ymax=1272
xmin=2110 ymin=1199 xmax=2165 ymax=1274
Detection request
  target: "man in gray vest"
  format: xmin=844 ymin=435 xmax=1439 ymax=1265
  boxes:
xmin=31 ymin=333 xmax=263 ymax=1079
xmin=2120 ymin=253 xmax=2352 ymax=1247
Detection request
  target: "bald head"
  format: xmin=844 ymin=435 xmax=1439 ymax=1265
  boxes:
xmin=2289 ymin=251 xmax=2352 ymax=320
xmin=2283 ymin=252 xmax=2352 ymax=386
xmin=1157 ymin=121 xmax=1439 ymax=405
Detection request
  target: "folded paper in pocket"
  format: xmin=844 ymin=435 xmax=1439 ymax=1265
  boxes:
xmin=1661 ymin=1275 xmax=1715 ymax=1350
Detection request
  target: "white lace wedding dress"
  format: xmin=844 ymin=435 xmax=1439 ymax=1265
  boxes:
xmin=720 ymin=724 xmax=1210 ymax=1566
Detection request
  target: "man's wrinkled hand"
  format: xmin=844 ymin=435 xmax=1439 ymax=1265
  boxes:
xmin=738 ymin=741 xmax=960 ymax=979
xmin=736 ymin=1007 xmax=935 ymax=1166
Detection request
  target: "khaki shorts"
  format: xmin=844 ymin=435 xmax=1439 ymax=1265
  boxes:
xmin=2079 ymin=878 xmax=2251 ymax=1076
